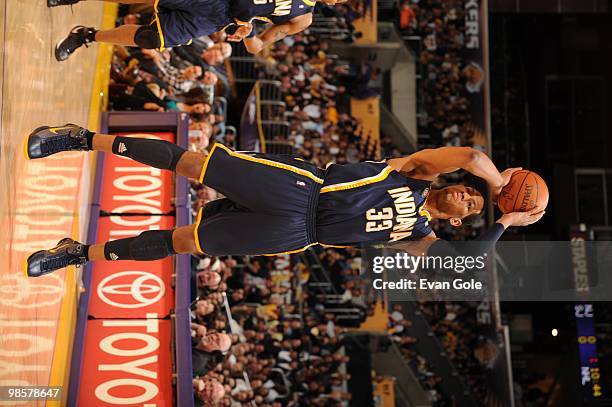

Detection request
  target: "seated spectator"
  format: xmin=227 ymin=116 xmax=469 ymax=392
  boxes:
xmin=193 ymin=377 xmax=226 ymax=405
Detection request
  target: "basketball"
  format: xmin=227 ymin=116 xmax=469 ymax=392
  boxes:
xmin=497 ymin=170 xmax=549 ymax=213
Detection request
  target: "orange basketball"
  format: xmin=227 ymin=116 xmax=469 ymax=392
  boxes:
xmin=497 ymin=170 xmax=549 ymax=214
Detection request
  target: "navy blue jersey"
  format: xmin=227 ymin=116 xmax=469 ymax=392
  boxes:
xmin=230 ymin=0 xmax=315 ymax=25
xmin=316 ymin=162 xmax=433 ymax=247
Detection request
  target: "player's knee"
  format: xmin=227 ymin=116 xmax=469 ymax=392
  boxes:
xmin=134 ymin=25 xmax=161 ymax=49
xmin=172 ymin=225 xmax=198 ymax=254
xmin=130 ymin=230 xmax=176 ymax=260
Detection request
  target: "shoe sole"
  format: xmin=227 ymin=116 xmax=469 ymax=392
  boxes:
xmin=54 ymin=43 xmax=68 ymax=62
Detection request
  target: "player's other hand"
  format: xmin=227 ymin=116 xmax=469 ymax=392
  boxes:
xmin=498 ymin=206 xmax=545 ymax=228
xmin=492 ymin=167 xmax=522 ymax=203
xmin=228 ymin=24 xmax=253 ymax=42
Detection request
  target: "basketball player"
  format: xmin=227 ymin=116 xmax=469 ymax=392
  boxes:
xmin=24 ymin=124 xmax=545 ymax=277
xmin=51 ymin=0 xmax=342 ymax=61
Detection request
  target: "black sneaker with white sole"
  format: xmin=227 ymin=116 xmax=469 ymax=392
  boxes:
xmin=55 ymin=26 xmax=96 ymax=62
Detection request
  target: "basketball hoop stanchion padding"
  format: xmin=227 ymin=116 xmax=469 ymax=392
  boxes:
xmin=67 ymin=112 xmax=194 ymax=407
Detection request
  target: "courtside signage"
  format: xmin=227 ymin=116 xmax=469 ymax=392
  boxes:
xmin=89 ymin=216 xmax=175 ymax=318
xmin=77 ymin=318 xmax=173 ymax=406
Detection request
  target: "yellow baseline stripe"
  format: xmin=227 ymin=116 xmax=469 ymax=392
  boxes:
xmin=88 ymin=3 xmax=117 ymax=131
xmin=48 ymin=5 xmax=119 ymax=405
xmin=47 ymin=214 xmax=80 ymax=407
xmin=215 ymin=144 xmax=324 ymax=184
xmin=321 ymin=165 xmax=393 ymax=194
xmin=303 ymin=0 xmax=316 ymax=6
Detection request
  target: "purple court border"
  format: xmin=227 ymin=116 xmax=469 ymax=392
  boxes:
xmin=67 ymin=112 xmax=194 ymax=407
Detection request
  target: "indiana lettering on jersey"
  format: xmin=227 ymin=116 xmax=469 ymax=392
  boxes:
xmin=253 ymin=0 xmax=293 ymax=16
xmin=365 ymin=186 xmax=420 ymax=241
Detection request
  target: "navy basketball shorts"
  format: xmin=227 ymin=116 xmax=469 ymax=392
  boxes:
xmin=194 ymin=144 xmax=325 ymax=256
xmin=153 ymin=0 xmax=233 ymax=48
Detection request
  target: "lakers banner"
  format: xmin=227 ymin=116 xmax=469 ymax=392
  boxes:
xmin=462 ymin=0 xmax=490 ymax=152
xmin=77 ymin=319 xmax=173 ymax=406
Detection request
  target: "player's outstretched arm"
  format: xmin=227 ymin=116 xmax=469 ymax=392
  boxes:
xmin=388 ymin=147 xmax=522 ymax=200
xmin=243 ymin=14 xmax=313 ymax=54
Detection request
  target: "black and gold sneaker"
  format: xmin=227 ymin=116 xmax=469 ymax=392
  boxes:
xmin=55 ymin=26 xmax=96 ymax=62
xmin=25 ymin=124 xmax=91 ymax=159
xmin=26 ymin=238 xmax=87 ymax=278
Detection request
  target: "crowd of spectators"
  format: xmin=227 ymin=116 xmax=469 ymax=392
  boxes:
xmin=391 ymin=0 xmax=488 ymax=240
xmin=188 ymin=252 xmax=355 ymax=406
xmin=394 ymin=0 xmax=481 ymax=149
xmin=255 ymin=30 xmax=381 ymax=165
xmin=109 ymin=6 xmax=235 ymax=156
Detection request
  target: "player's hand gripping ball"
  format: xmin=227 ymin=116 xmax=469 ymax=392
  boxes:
xmin=497 ymin=169 xmax=549 ymax=214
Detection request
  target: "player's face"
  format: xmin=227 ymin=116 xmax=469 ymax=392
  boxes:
xmin=437 ymin=185 xmax=484 ymax=219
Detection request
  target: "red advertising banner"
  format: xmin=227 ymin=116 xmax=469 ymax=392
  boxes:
xmin=90 ymin=131 xmax=178 ymax=319
xmin=78 ymin=319 xmax=173 ymax=407
xmin=99 ymin=132 xmax=176 ymax=214
xmin=89 ymin=216 xmax=176 ymax=319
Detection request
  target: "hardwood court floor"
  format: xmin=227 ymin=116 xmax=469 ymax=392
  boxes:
xmin=0 ymin=0 xmax=104 ymax=399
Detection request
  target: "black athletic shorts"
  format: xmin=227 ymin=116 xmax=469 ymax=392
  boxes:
xmin=153 ymin=0 xmax=233 ymax=48
xmin=194 ymin=144 xmax=324 ymax=256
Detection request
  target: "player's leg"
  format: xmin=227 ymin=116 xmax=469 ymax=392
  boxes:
xmin=26 ymin=225 xmax=198 ymax=277
xmin=55 ymin=23 xmax=160 ymax=61
xmin=26 ymin=124 xmax=205 ymax=180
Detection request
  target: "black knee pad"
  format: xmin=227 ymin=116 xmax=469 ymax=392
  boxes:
xmin=113 ymin=137 xmax=186 ymax=171
xmin=134 ymin=25 xmax=161 ymax=49
xmin=129 ymin=230 xmax=176 ymax=261
xmin=104 ymin=230 xmax=176 ymax=261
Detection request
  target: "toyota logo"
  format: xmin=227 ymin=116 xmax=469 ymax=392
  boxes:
xmin=97 ymin=271 xmax=165 ymax=309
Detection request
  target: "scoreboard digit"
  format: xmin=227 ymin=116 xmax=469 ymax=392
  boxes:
xmin=575 ymin=303 xmax=603 ymax=400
